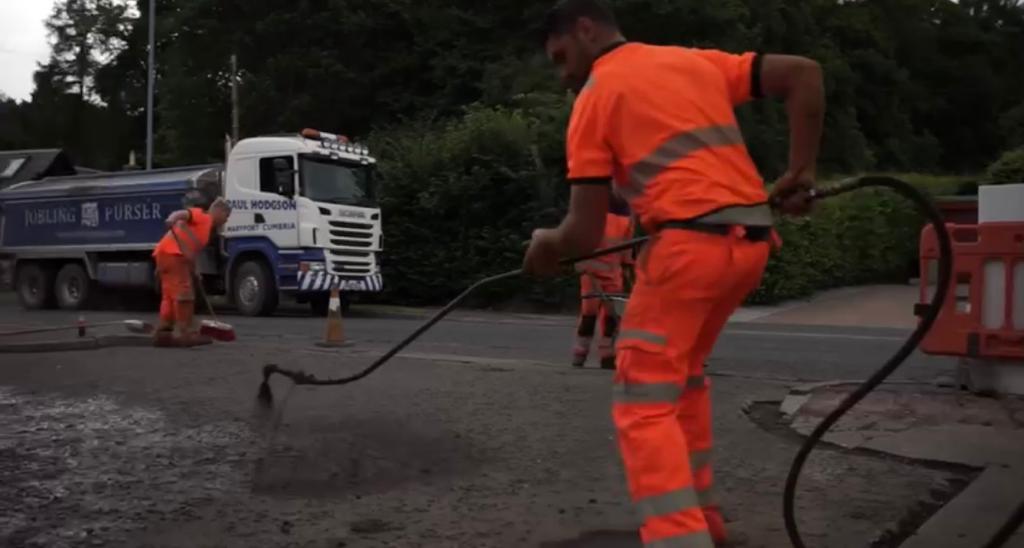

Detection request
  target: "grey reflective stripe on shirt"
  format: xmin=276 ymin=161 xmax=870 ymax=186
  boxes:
xmin=612 ymin=382 xmax=681 ymax=403
xmin=644 ymin=530 xmax=716 ymax=548
xmin=636 ymin=487 xmax=700 ymax=520
xmin=695 ymin=203 xmax=775 ymax=227
xmin=627 ymin=125 xmax=745 ymax=189
xmin=176 ymin=224 xmax=203 ymax=256
xmin=617 ymin=329 xmax=667 ymax=347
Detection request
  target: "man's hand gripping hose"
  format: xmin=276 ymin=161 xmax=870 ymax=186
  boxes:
xmin=255 ymin=176 xmax=1020 ymax=548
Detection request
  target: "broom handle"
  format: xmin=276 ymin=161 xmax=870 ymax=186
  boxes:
xmin=168 ymin=222 xmax=219 ymax=322
xmin=0 ymin=321 xmax=127 ymax=338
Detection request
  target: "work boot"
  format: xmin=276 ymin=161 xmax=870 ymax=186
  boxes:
xmin=152 ymin=329 xmax=176 ymax=348
xmin=705 ymin=506 xmax=742 ymax=547
xmin=714 ymin=532 xmax=749 ymax=547
xmin=173 ymin=300 xmax=211 ymax=347
xmin=175 ymin=331 xmax=213 ymax=347
xmin=600 ymin=356 xmax=616 ymax=370
xmin=572 ymin=354 xmax=587 ymax=368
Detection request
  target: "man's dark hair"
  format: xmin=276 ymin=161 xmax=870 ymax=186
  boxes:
xmin=541 ymin=0 xmax=619 ymax=41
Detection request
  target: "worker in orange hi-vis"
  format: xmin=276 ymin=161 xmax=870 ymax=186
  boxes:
xmin=572 ymin=194 xmax=634 ymax=370
xmin=152 ymin=198 xmax=232 ymax=348
xmin=522 ymin=1 xmax=823 ymax=546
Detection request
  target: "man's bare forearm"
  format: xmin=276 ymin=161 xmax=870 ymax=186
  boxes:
xmin=785 ymin=61 xmax=825 ymax=176
xmin=760 ymin=54 xmax=826 ymax=177
xmin=165 ymin=209 xmax=192 ymax=226
xmin=553 ymin=183 xmax=610 ymax=257
xmin=553 ymin=212 xmax=605 ymax=257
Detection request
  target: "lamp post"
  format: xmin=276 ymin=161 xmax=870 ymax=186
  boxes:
xmin=145 ymin=0 xmax=155 ymax=170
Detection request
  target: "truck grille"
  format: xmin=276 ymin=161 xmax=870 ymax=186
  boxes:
xmin=327 ymin=220 xmax=375 ymax=249
xmin=327 ymin=250 xmax=376 ymax=276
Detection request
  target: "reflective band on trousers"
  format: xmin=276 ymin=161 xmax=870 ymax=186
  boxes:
xmin=613 ymin=382 xmax=681 ymax=403
xmin=628 ymin=125 xmax=745 ymax=189
xmin=686 ymin=375 xmax=706 ymax=389
xmin=613 ymin=376 xmax=704 ymax=403
xmin=644 ymin=531 xmax=715 ymax=548
xmin=697 ymin=486 xmax=715 ymax=507
xmin=690 ymin=449 xmax=712 ymax=471
xmin=636 ymin=486 xmax=699 ymax=519
xmin=618 ymin=330 xmax=667 ymax=347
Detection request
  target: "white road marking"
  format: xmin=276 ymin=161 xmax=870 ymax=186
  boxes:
xmin=722 ymin=328 xmax=906 ymax=342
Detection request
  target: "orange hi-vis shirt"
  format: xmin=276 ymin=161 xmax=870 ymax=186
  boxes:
xmin=153 ymin=207 xmax=213 ymax=259
xmin=566 ymin=42 xmax=769 ymax=231
xmin=576 ymin=212 xmax=634 ymax=278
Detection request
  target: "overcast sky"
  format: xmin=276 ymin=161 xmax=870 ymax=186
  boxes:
xmin=0 ymin=0 xmax=58 ymax=101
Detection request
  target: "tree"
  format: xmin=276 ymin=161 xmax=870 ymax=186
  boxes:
xmin=44 ymin=0 xmax=132 ymax=101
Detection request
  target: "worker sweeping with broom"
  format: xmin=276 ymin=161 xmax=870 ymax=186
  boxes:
xmin=523 ymin=0 xmax=823 ymax=545
xmin=152 ymin=198 xmax=232 ymax=347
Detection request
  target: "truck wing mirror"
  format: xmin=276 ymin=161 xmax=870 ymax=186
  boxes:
xmin=272 ymin=158 xmax=295 ymax=198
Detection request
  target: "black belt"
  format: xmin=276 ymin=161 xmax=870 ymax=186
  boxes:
xmin=657 ymin=220 xmax=773 ymax=242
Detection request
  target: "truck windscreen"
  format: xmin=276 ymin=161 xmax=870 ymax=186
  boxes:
xmin=299 ymin=155 xmax=375 ymax=207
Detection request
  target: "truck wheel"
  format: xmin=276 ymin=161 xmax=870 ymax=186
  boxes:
xmin=55 ymin=263 xmax=94 ymax=310
xmin=15 ymin=263 xmax=56 ymax=310
xmin=233 ymin=260 xmax=278 ymax=316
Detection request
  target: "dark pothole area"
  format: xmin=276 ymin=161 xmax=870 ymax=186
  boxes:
xmin=539 ymin=529 xmax=640 ymax=547
xmin=744 ymin=401 xmax=979 ymax=548
xmin=251 ymin=417 xmax=486 ymax=498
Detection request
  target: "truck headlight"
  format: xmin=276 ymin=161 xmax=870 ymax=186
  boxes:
xmin=299 ymin=261 xmax=327 ymax=273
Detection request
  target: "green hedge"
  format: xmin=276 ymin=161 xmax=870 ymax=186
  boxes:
xmin=369 ymin=100 xmax=576 ymax=307
xmin=748 ymin=173 xmax=970 ymax=303
xmin=369 ymin=104 xmax=972 ymax=309
xmin=987 ymin=147 xmax=1024 ymax=185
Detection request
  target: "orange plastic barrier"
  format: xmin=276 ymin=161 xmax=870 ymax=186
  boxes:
xmin=917 ymin=222 xmax=1024 ymax=360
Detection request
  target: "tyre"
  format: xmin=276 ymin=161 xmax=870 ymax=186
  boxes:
xmin=15 ymin=262 xmax=56 ymax=310
xmin=233 ymin=260 xmax=278 ymax=316
xmin=54 ymin=263 xmax=94 ymax=311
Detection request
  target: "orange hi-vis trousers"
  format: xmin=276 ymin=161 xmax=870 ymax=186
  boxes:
xmin=613 ymin=227 xmax=769 ymax=547
xmin=155 ymin=252 xmax=195 ymax=328
xmin=575 ymin=273 xmax=623 ymax=362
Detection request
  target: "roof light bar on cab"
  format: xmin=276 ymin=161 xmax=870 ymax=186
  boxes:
xmin=301 ymin=128 xmax=350 ymax=143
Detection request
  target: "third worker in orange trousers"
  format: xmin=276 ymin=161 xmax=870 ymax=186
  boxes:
xmin=152 ymin=198 xmax=232 ymax=347
xmin=572 ymin=195 xmax=634 ymax=370
xmin=523 ymin=1 xmax=824 ymax=546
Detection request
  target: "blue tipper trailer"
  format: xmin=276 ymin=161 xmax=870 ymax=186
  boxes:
xmin=0 ymin=166 xmax=226 ymax=311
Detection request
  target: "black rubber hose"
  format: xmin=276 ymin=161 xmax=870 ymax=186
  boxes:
xmin=782 ymin=175 xmax=955 ymax=548
xmin=257 ymin=237 xmax=650 ymax=404
xmin=983 ymin=500 xmax=1024 ymax=548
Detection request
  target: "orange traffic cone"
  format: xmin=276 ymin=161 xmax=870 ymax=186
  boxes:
xmin=316 ymin=287 xmax=351 ymax=348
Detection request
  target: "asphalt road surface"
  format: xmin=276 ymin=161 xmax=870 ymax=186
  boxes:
xmin=0 ymin=294 xmax=969 ymax=548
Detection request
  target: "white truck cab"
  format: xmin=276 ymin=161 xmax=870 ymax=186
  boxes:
xmin=221 ymin=128 xmax=384 ymax=315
